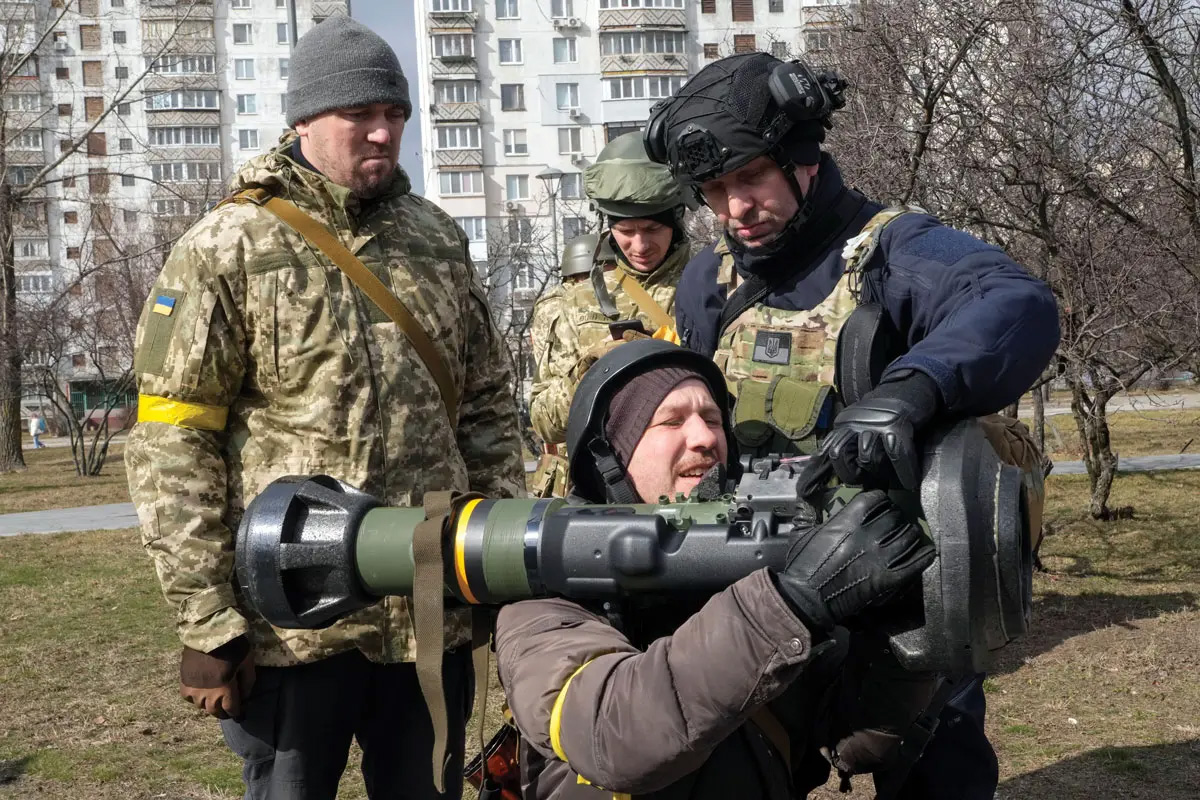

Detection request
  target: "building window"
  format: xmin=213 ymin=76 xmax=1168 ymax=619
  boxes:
xmin=507 ymin=218 xmax=533 ymax=245
xmin=146 ymin=90 xmax=220 ymax=111
xmin=770 ymin=40 xmax=790 ymax=58
xmin=553 ymin=38 xmax=577 ymax=63
xmin=432 ymin=34 xmax=474 ymax=58
xmin=701 ymin=0 xmax=716 ymax=8
xmin=148 ymin=55 xmax=216 ymax=74
xmin=500 ymin=83 xmax=524 ymax=111
xmin=495 ymin=0 xmax=518 ymax=18
xmin=143 ymin=19 xmax=213 ymax=39
xmin=115 ymin=65 xmax=129 ymax=79
xmin=232 ymin=23 xmax=252 ymax=44
xmin=276 ymin=0 xmax=285 ymax=7
xmin=56 ymin=66 xmax=69 ymax=80
xmin=121 ymin=174 xmax=136 ymax=186
xmin=72 ymin=354 xmax=87 ymax=368
xmin=64 ymin=211 xmax=79 ymax=224
xmin=605 ymin=75 xmax=685 ymax=100
xmin=124 ymin=209 xmax=137 ymax=225
xmin=600 ymin=31 xmax=686 ymax=55
xmin=87 ymin=132 xmax=107 ymax=155
xmin=599 ymin=0 xmax=683 ymax=6
xmin=14 ymin=131 xmax=43 ymax=151
xmin=84 ymin=96 xmax=104 ymax=120
xmin=498 ymin=39 xmax=522 ymax=64
xmin=5 ymin=94 xmax=42 ymax=112
xmin=149 ymin=161 xmax=222 ymax=183
xmin=281 ymin=94 xmax=288 ymax=116
xmin=556 ymin=83 xmax=579 ymax=110
xmin=153 ymin=198 xmax=194 ymax=216
xmin=80 ymin=24 xmax=101 ymax=50
xmin=111 ymin=0 xmax=124 ymax=7
xmin=431 ymin=0 xmax=473 ymax=9
xmin=552 ymin=0 xmax=574 ymax=15
xmin=436 ymin=124 xmax=480 ymax=149
xmin=560 ymin=173 xmax=582 ymax=199
xmin=277 ymin=23 xmax=289 ymax=44
xmin=83 ymin=61 xmax=103 ymax=86
xmin=770 ymin=0 xmax=784 ymax=10
xmin=805 ymin=30 xmax=834 ymax=52
xmin=732 ymin=0 xmax=754 ymax=21
xmin=17 ymin=274 xmax=53 ymax=294
xmin=506 ymin=174 xmax=529 ymax=200
xmin=149 ymin=126 xmax=221 ymax=146
xmin=563 ymin=216 xmax=586 ymax=240
xmin=733 ymin=34 xmax=756 ymax=54
xmin=604 ymin=122 xmax=641 ymax=142
xmin=117 ymin=102 xmax=130 ymax=115
xmin=57 ymin=102 xmax=72 ymax=116
xmin=503 ymin=129 xmax=528 ymax=156
xmin=558 ymin=127 xmax=582 ymax=154
xmin=238 ymin=129 xmax=260 ymax=149
xmin=704 ymin=43 xmax=719 ymax=59
xmin=278 ymin=58 xmax=288 ymax=79
xmin=16 ymin=239 xmax=49 ymax=259
xmin=113 ymin=30 xmax=127 ymax=44
xmin=236 ymin=94 xmax=257 ymax=114
xmin=119 ymin=137 xmax=132 ymax=151
xmin=455 ymin=216 xmax=486 ymax=242
xmin=67 ymin=246 xmax=81 ymax=259
xmin=232 ymin=0 xmax=251 ymax=7
xmin=235 ymin=58 xmax=255 ymax=79
xmin=439 ymin=170 xmax=484 ymax=195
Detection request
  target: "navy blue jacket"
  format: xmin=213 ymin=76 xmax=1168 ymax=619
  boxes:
xmin=676 ymin=157 xmax=1060 ymax=416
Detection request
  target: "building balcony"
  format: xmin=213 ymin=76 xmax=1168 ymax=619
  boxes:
xmin=427 ymin=11 xmax=478 ymax=29
xmin=598 ymin=6 xmax=686 ymax=29
xmin=146 ymin=146 xmax=222 ymax=163
xmin=145 ymin=73 xmax=220 ymax=92
xmin=6 ymin=150 xmax=46 ymax=167
xmin=141 ymin=36 xmax=217 ymax=55
xmin=432 ymin=56 xmax=478 ymax=78
xmin=434 ymin=148 xmax=483 ymax=167
xmin=312 ymin=1 xmax=349 ymax=19
xmin=142 ymin=0 xmax=214 ymax=20
xmin=430 ymin=101 xmax=482 ymax=122
xmin=600 ymin=52 xmax=688 ymax=74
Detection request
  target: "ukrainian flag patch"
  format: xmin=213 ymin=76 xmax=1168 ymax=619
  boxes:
xmin=152 ymin=295 xmax=176 ymax=316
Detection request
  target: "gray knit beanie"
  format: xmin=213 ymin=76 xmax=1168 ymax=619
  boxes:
xmin=286 ymin=16 xmax=411 ymax=127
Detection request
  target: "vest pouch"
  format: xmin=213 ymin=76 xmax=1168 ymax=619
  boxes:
xmin=734 ymin=376 xmax=832 ymax=453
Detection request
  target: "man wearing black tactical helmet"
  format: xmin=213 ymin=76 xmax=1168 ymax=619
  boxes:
xmin=646 ymin=52 xmax=1061 ymax=799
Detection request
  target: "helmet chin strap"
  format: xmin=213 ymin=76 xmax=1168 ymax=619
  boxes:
xmin=587 ymin=437 xmax=641 ymax=504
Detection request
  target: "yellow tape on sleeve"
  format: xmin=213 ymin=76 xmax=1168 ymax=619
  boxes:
xmin=550 ymin=659 xmax=597 ymax=762
xmin=138 ymin=394 xmax=229 ymax=431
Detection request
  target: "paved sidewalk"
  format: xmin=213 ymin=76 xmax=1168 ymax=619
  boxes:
xmin=0 ymin=503 xmax=139 ymax=537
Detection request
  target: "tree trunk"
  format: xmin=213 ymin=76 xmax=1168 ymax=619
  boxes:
xmin=1032 ymin=385 xmax=1046 ymax=453
xmin=1004 ymin=398 xmax=1019 ymax=418
xmin=1069 ymin=376 xmax=1120 ymax=519
xmin=0 ymin=184 xmax=26 ymax=472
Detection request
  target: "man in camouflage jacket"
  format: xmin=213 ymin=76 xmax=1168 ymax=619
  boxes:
xmin=125 ymin=17 xmax=524 ymax=799
xmin=529 ymin=133 xmax=691 ymax=446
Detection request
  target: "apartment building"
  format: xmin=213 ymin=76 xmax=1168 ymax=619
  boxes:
xmin=411 ymin=0 xmax=843 ymax=334
xmin=3 ymin=0 xmax=346 ymax=423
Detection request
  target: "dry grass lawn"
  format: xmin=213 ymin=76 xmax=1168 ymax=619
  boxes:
xmin=0 ymin=444 xmax=129 ymax=515
xmin=1 ymin=473 xmax=1198 ymax=798
xmin=1036 ymin=408 xmax=1200 ymax=463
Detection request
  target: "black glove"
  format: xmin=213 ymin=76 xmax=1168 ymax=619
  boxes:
xmin=775 ymin=491 xmax=935 ymax=631
xmin=798 ymin=371 xmax=941 ymax=496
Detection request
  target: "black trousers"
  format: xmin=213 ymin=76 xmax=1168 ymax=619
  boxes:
xmin=220 ymin=647 xmax=474 ymax=800
xmin=896 ymin=673 xmax=998 ymax=800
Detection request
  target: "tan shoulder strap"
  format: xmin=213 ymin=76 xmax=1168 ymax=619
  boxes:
xmin=750 ymin=706 xmax=792 ymax=773
xmin=840 ymin=205 xmax=925 ymax=275
xmin=617 ymin=272 xmax=675 ymax=331
xmin=227 ymin=188 xmax=459 ymax=426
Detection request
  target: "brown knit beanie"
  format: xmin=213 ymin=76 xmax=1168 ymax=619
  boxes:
xmin=604 ymin=366 xmax=707 ymax=468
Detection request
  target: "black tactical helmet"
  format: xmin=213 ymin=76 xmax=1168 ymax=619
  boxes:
xmin=560 ymin=233 xmax=615 ymax=280
xmin=644 ymin=53 xmax=847 ymax=190
xmin=566 ymin=339 xmax=737 ymax=503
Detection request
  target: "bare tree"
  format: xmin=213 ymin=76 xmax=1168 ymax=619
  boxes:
xmin=1 ymin=0 xmax=207 ymax=472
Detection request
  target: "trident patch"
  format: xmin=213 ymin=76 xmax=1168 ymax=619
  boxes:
xmin=752 ymin=331 xmax=792 ymax=365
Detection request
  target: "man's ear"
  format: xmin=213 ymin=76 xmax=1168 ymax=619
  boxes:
xmin=294 ymin=119 xmax=309 ymax=137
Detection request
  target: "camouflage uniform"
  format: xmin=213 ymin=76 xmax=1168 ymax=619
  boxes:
xmin=125 ymin=134 xmax=525 ymax=667
xmin=528 ymin=132 xmax=690 ymax=446
xmin=528 ymin=243 xmax=688 ymax=445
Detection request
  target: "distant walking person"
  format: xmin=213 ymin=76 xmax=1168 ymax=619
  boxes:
xmin=28 ymin=412 xmax=47 ymax=449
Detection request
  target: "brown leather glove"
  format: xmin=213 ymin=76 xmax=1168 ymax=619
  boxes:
xmin=568 ymin=329 xmax=650 ymax=382
xmin=180 ymin=636 xmax=256 ymax=720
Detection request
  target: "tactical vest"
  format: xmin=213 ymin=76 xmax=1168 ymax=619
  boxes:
xmin=714 ymin=208 xmax=1047 ymax=549
xmin=713 ymin=208 xmax=916 ymax=457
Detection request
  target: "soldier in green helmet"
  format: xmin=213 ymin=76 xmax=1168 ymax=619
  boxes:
xmin=528 ymin=131 xmax=692 ymax=449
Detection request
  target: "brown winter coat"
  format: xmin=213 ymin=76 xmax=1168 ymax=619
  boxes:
xmin=495 ymin=568 xmax=847 ymax=800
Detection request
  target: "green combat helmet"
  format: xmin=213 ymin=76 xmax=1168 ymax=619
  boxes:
xmin=584 ymin=131 xmax=685 ymax=219
xmin=560 ymin=233 xmax=615 ymax=280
